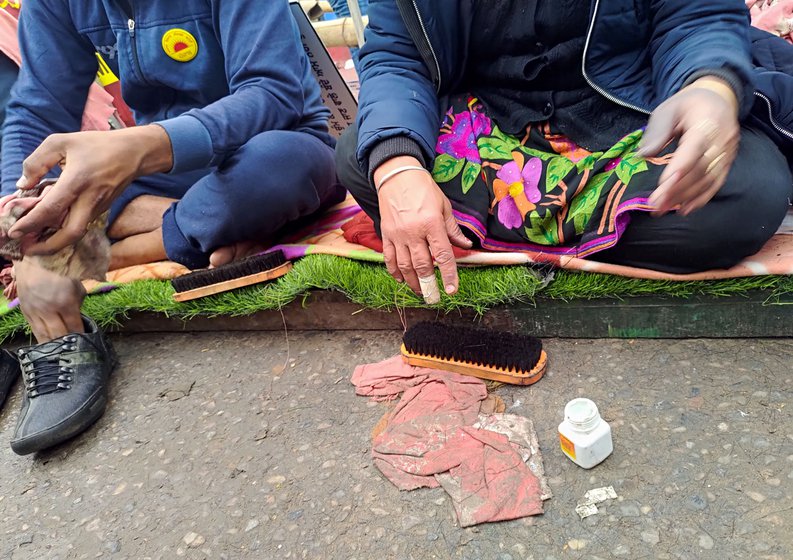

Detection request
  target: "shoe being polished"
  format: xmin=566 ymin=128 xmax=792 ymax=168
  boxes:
xmin=11 ymin=315 xmax=117 ymax=455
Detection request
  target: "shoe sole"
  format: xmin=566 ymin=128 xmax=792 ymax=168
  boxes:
xmin=10 ymin=359 xmax=117 ymax=456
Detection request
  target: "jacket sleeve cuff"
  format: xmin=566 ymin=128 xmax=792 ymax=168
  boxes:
xmin=683 ymin=68 xmax=745 ymax=114
xmin=366 ymin=136 xmax=429 ymax=188
xmin=154 ymin=115 xmax=215 ymax=174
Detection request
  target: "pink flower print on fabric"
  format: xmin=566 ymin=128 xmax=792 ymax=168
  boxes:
xmin=493 ymin=154 xmax=542 ymax=230
xmin=436 ymin=108 xmax=492 ymax=164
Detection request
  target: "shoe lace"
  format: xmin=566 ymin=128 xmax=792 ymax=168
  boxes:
xmin=19 ymin=337 xmax=78 ymax=398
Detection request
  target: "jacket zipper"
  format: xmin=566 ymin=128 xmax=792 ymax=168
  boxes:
xmin=583 ymin=0 xmax=793 ymax=143
xmin=581 ymin=0 xmax=649 ymax=114
xmin=404 ymin=0 xmax=792 ymax=143
xmin=114 ymin=0 xmax=145 ymax=83
xmin=753 ymin=91 xmax=793 ymax=140
xmin=405 ymin=0 xmax=441 ymax=92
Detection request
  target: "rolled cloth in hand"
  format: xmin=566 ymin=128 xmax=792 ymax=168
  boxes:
xmin=0 ymin=182 xmax=110 ymax=281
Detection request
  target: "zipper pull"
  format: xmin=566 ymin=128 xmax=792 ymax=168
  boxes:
xmin=127 ymin=18 xmax=135 ymax=38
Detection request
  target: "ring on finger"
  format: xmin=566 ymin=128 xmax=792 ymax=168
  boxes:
xmin=705 ymin=152 xmax=727 ymax=176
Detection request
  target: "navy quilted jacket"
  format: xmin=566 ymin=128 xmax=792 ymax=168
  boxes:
xmin=356 ymin=0 xmax=793 ymax=168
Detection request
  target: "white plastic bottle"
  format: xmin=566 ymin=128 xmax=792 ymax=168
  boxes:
xmin=558 ymin=398 xmax=613 ymax=469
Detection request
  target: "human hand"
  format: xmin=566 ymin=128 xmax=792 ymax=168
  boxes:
xmin=639 ymin=77 xmax=740 ymax=216
xmin=375 ymin=156 xmax=473 ymax=303
xmin=9 ymin=125 xmax=174 ymax=255
xmin=14 ymin=258 xmax=86 ymax=343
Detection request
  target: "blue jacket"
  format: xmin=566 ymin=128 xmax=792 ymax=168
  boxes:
xmin=356 ymin=0 xmax=793 ymax=170
xmin=1 ymin=0 xmax=331 ymax=194
xmin=750 ymin=28 xmax=793 ymax=156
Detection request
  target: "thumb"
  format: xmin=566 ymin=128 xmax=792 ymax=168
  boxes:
xmin=638 ymin=101 xmax=679 ymax=157
xmin=444 ymin=213 xmax=472 ymax=249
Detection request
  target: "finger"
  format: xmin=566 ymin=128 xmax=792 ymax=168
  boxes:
xmin=426 ymin=223 xmax=459 ymax=295
xmin=445 ymin=213 xmax=473 ymax=249
xmin=408 ymin=241 xmax=440 ymax=304
xmin=19 ymin=135 xmax=66 ymax=190
xmin=19 ymin=198 xmax=93 ymax=255
xmin=395 ymin=243 xmax=420 ymax=295
xmin=679 ymin=168 xmax=730 ymax=216
xmin=418 ymin=274 xmax=441 ymax=305
xmin=657 ymin=158 xmax=710 ymax=213
xmin=9 ymin=187 xmax=75 ymax=241
xmin=650 ymin=131 xmax=711 ymax=213
xmin=382 ymin=239 xmax=403 ymax=283
xmin=674 ymin=172 xmax=715 ymax=216
xmin=666 ymin=139 xmax=736 ymax=214
xmin=638 ymin=102 xmax=679 ymax=156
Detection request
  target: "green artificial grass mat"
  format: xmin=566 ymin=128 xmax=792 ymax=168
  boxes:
xmin=1 ymin=253 xmax=791 ymax=342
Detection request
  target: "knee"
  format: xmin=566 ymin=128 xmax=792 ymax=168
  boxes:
xmin=720 ymin=134 xmax=791 ymax=254
xmin=335 ymin=124 xmax=369 ymax=198
xmin=682 ymin=137 xmax=791 ymax=268
xmin=225 ymin=130 xmax=338 ymax=202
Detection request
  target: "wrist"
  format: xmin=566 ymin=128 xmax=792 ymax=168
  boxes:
xmin=686 ymin=77 xmax=739 ymax=116
xmin=373 ymin=156 xmax=424 ymax=183
xmin=373 ymin=156 xmax=430 ymax=195
xmin=127 ymin=125 xmax=174 ymax=176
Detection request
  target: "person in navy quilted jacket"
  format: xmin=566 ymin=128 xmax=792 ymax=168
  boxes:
xmin=336 ymin=0 xmax=793 ymax=303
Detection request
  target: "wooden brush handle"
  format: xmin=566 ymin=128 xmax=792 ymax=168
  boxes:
xmin=402 ymin=345 xmax=547 ymax=386
xmin=173 ymin=262 xmax=293 ymax=302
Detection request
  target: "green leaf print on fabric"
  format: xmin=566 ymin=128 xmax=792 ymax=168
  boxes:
xmin=461 ymin=161 xmax=482 ymax=194
xmin=597 ymin=129 xmax=644 ymax=162
xmin=524 ymin=210 xmax=560 ymax=246
xmin=566 ymin=171 xmax=611 ymax=235
xmin=574 ymin=153 xmax=602 ymax=173
xmin=477 ymin=126 xmax=521 ymax=160
xmin=477 ymin=139 xmax=513 ymax=160
xmin=615 ymin=155 xmax=648 ymax=186
xmin=545 ymin=157 xmax=575 ymax=191
xmin=432 ymin=153 xmax=465 ymax=183
xmin=518 ymin=146 xmax=556 ymax=161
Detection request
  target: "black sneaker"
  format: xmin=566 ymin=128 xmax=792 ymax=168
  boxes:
xmin=0 ymin=349 xmax=20 ymax=411
xmin=11 ymin=315 xmax=117 ymax=455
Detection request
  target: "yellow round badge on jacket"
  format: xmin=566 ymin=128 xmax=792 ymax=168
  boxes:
xmin=162 ymin=28 xmax=198 ymax=62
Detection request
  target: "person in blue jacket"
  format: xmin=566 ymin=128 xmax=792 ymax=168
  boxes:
xmin=1 ymin=0 xmax=343 ymax=455
xmin=336 ymin=0 xmax=793 ymax=303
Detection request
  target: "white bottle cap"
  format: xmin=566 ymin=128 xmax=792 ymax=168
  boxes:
xmin=564 ymin=398 xmax=600 ymax=431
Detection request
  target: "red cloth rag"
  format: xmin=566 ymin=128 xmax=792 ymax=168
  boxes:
xmin=342 ymin=211 xmax=473 ymax=258
xmin=352 ymin=355 xmax=544 ymax=526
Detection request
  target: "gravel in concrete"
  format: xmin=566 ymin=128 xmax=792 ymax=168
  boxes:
xmin=0 ymin=332 xmax=791 ymax=559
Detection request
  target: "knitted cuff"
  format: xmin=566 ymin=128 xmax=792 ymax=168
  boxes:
xmin=366 ymin=136 xmax=429 ymax=189
xmin=683 ymin=68 xmax=744 ymax=109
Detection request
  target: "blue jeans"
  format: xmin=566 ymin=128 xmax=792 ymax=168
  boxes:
xmin=327 ymin=0 xmax=369 ymax=71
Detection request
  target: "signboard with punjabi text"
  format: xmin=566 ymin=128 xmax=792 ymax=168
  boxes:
xmin=290 ymin=1 xmax=358 ymax=138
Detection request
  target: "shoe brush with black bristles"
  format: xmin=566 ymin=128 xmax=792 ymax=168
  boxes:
xmin=401 ymin=321 xmax=547 ymax=385
xmin=171 ymin=250 xmax=291 ymax=302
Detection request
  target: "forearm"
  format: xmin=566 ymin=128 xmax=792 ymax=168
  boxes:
xmin=649 ymin=0 xmax=754 ymax=116
xmin=156 ymin=86 xmax=304 ymax=174
xmin=355 ymin=0 xmax=443 ymax=178
xmin=158 ymin=1 xmax=313 ymax=174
